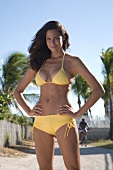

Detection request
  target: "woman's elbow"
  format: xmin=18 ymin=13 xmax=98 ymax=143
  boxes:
xmin=14 ymin=89 xmax=18 ymax=98
xmin=14 ymin=88 xmax=22 ymax=98
xmin=97 ymin=86 xmax=105 ymax=97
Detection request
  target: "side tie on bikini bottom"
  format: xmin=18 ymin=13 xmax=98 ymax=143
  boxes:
xmin=64 ymin=120 xmax=75 ymax=138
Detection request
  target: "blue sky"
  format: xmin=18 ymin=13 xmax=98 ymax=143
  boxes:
xmin=0 ymin=0 xmax=113 ymax=117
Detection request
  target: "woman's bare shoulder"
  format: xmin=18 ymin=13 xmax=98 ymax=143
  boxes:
xmin=26 ymin=67 xmax=37 ymax=75
xmin=65 ymin=54 xmax=82 ymax=67
xmin=64 ymin=54 xmax=82 ymax=77
xmin=65 ymin=54 xmax=92 ymax=77
xmin=65 ymin=53 xmax=80 ymax=61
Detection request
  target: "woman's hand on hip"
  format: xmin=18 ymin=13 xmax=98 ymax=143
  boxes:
xmin=57 ymin=104 xmax=76 ymax=118
xmin=29 ymin=102 xmax=43 ymax=116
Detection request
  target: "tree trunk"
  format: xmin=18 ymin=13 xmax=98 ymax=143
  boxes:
xmin=104 ymin=101 xmax=110 ymax=117
xmin=108 ymin=95 xmax=113 ymax=140
xmin=107 ymin=81 xmax=113 ymax=140
xmin=77 ymin=95 xmax=81 ymax=109
xmin=89 ymin=108 xmax=93 ymax=118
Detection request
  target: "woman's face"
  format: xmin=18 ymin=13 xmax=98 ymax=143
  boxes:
xmin=46 ymin=29 xmax=63 ymax=52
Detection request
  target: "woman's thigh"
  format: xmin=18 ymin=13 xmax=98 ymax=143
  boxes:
xmin=34 ymin=127 xmax=55 ymax=169
xmin=56 ymin=123 xmax=81 ymax=170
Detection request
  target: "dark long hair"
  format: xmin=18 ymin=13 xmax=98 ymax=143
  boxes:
xmin=28 ymin=20 xmax=70 ymax=71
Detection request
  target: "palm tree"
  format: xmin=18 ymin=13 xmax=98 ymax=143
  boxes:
xmin=80 ymin=80 xmax=92 ymax=116
xmin=72 ymin=75 xmax=92 ymax=116
xmin=0 ymin=91 xmax=12 ymax=120
xmin=1 ymin=52 xmax=28 ymax=91
xmin=72 ymin=75 xmax=82 ymax=108
xmin=100 ymin=47 xmax=113 ymax=140
xmin=102 ymin=81 xmax=110 ymax=116
xmin=0 ymin=52 xmax=39 ymax=115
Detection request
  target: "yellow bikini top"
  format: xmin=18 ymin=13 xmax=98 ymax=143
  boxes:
xmin=36 ymin=54 xmax=69 ymax=86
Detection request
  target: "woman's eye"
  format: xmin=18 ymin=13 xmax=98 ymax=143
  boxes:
xmin=46 ymin=38 xmax=51 ymax=41
xmin=54 ymin=37 xmax=59 ymax=40
xmin=46 ymin=37 xmax=60 ymax=42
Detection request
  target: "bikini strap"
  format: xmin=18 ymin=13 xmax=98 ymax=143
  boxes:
xmin=38 ymin=60 xmax=46 ymax=72
xmin=62 ymin=53 xmax=65 ymax=68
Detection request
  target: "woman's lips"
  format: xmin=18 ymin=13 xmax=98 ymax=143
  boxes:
xmin=50 ymin=46 xmax=57 ymax=48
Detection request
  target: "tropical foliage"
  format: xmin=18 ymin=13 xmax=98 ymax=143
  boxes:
xmin=71 ymin=47 xmax=113 ymax=140
xmin=0 ymin=52 xmax=39 ymax=124
xmin=0 ymin=52 xmax=28 ymax=112
xmin=72 ymin=74 xmax=92 ymax=116
xmin=0 ymin=91 xmax=32 ymax=125
xmin=100 ymin=47 xmax=113 ymax=140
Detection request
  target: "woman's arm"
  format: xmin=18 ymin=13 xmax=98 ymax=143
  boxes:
xmin=14 ymin=68 xmax=41 ymax=116
xmin=57 ymin=56 xmax=105 ymax=118
xmin=72 ymin=57 xmax=105 ymax=118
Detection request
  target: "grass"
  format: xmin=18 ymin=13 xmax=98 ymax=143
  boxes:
xmin=0 ymin=140 xmax=35 ymax=157
xmin=0 ymin=139 xmax=113 ymax=157
xmin=88 ymin=139 xmax=113 ymax=149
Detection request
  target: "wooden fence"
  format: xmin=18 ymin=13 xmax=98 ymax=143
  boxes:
xmin=0 ymin=120 xmax=110 ymax=148
xmin=0 ymin=120 xmax=33 ymax=148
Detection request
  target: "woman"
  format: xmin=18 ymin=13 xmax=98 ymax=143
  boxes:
xmin=14 ymin=20 xmax=104 ymax=170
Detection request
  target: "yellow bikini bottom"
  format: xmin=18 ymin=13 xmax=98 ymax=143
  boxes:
xmin=33 ymin=114 xmax=75 ymax=137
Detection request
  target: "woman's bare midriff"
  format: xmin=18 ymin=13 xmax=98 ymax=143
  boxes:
xmin=38 ymin=83 xmax=71 ymax=115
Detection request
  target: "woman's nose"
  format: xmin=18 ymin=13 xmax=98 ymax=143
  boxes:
xmin=50 ymin=39 xmax=55 ymax=45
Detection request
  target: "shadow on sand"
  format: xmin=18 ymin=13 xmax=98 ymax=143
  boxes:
xmin=80 ymin=146 xmax=113 ymax=170
xmin=9 ymin=145 xmax=36 ymax=154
